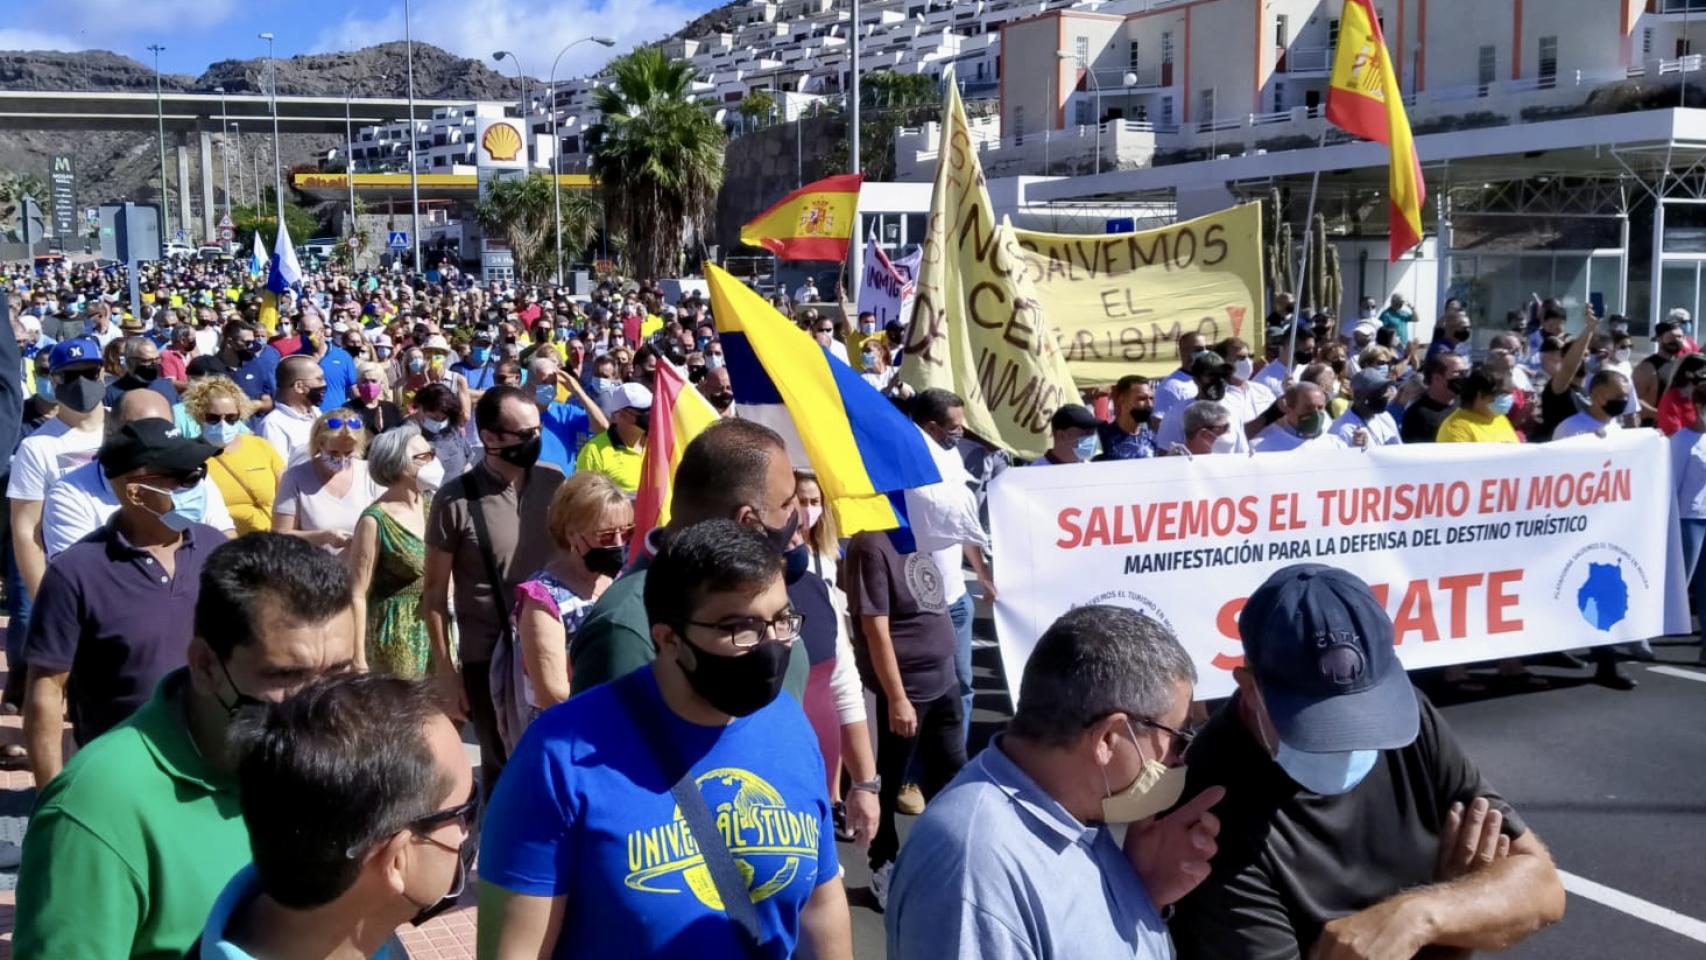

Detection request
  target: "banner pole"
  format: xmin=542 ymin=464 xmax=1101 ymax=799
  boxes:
xmin=1288 ymin=124 xmax=1330 ymax=367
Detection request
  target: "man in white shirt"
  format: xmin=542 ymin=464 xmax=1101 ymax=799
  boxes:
xmin=84 ymin=302 xmax=122 ymax=349
xmin=1252 ymin=382 xmax=1349 ymax=453
xmin=1152 ymin=330 xmax=1207 ymax=427
xmin=42 ymin=391 xmax=236 ymax=557
xmin=793 ymin=277 xmax=820 ymax=305
xmin=258 ymin=354 xmax=327 ymax=466
xmin=1155 ymin=352 xmax=1251 ymax=454
xmin=1331 ymin=370 xmax=1403 ymax=448
xmin=8 ymin=338 xmax=106 ymax=603
xmin=1254 ymin=328 xmax=1315 ymax=398
xmin=1553 ymin=369 xmax=1631 ymax=441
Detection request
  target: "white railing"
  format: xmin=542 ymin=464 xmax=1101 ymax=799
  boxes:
xmin=1282 ymin=46 xmax=1331 ymax=74
xmin=1094 ymin=66 xmax=1164 ymax=90
xmin=1247 ymin=109 xmax=1293 ymax=126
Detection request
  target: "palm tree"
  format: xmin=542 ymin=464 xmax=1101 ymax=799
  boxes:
xmin=476 ymin=173 xmax=604 ymax=283
xmin=589 ymin=48 xmax=726 ymax=280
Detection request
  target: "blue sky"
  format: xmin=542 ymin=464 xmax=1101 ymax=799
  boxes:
xmin=0 ymin=0 xmax=724 ymax=80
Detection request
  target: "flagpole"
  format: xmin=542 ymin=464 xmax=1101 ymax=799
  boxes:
xmin=847 ymin=0 xmax=863 ymax=304
xmin=1286 ymin=124 xmax=1330 ymax=368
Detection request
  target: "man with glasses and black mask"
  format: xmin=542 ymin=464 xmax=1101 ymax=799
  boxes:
xmin=887 ymin=606 xmax=1224 ymax=959
xmin=1171 ymin=565 xmax=1565 ymax=960
xmin=480 ymin=519 xmax=852 ymax=959
xmin=15 ymin=533 xmax=358 ymax=959
xmin=193 ymin=673 xmax=474 ymax=958
xmin=1156 ymin=351 xmax=1252 ymax=454
xmin=425 ymin=384 xmax=565 ymax=803
xmin=220 ymin=319 xmax=279 ymax=416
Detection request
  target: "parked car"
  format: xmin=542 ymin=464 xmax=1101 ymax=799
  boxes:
xmin=165 ymin=241 xmax=196 ymax=259
xmin=196 ymin=245 xmax=226 ymax=260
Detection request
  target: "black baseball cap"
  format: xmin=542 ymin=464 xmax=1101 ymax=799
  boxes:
xmin=99 ymin=420 xmax=218 ymax=479
xmin=1050 ymin=403 xmax=1099 ymax=432
xmin=1189 ymin=350 xmax=1232 ymax=378
xmin=1238 ymin=564 xmax=1418 ymax=753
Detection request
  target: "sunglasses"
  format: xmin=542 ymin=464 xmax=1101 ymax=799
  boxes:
xmin=57 ymin=366 xmax=102 ymax=382
xmin=324 ymin=417 xmax=360 ymax=431
xmin=202 ymin=413 xmax=242 ymax=426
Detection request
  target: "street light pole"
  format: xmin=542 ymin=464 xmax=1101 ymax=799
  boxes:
xmin=404 ymin=0 xmax=422 ymax=273
xmin=848 ymin=0 xmax=863 ymax=302
xmin=345 ymin=91 xmax=357 ymax=239
xmin=260 ymin=32 xmax=284 ymax=228
xmin=215 ymin=86 xmax=232 ymax=227
xmin=1057 ymin=50 xmax=1102 ymax=175
xmin=545 ymin=36 xmax=616 ymax=288
xmin=493 ymin=51 xmax=533 ymax=167
xmin=148 ymin=44 xmax=170 ymax=240
xmin=230 ymin=122 xmax=246 ymax=210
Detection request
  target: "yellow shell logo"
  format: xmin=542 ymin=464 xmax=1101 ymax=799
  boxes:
xmin=482 ymin=122 xmax=523 ymax=162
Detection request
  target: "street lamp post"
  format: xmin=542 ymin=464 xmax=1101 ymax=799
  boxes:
xmin=215 ymin=86 xmax=232 ymax=228
xmin=545 ymin=36 xmax=616 ymax=287
xmin=493 ymin=50 xmax=533 ymax=164
xmin=259 ymin=32 xmax=284 ymax=227
xmin=147 ymin=44 xmax=170 ymax=241
xmin=1058 ymin=50 xmax=1103 ymax=176
xmin=848 ymin=0 xmax=862 ymax=304
xmin=345 ymin=91 xmax=357 ymax=239
xmin=230 ymin=122 xmax=246 ymax=210
xmin=403 ymin=0 xmax=422 ymax=273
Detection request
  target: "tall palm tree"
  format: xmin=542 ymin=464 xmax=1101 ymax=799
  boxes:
xmin=589 ymin=48 xmax=726 ymax=280
xmin=476 ymin=173 xmax=604 ymax=282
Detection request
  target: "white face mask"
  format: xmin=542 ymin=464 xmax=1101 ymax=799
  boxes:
xmin=1210 ymin=429 xmax=1239 ymax=454
xmin=414 ymin=458 xmax=445 ymax=494
xmin=1100 ymin=718 xmax=1188 ymax=823
xmin=1613 ymin=348 xmax=1632 ymax=363
xmin=1233 ymin=358 xmax=1254 ymax=381
xmin=804 ymin=505 xmax=823 ymax=530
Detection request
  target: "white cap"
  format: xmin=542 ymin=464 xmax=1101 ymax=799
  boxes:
xmin=601 ymin=382 xmax=654 ymax=417
xmin=1353 ymin=318 xmax=1379 ymax=336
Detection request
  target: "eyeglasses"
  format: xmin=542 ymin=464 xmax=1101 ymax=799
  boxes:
xmin=202 ymin=413 xmax=242 ymax=426
xmin=815 ymin=326 xmax=834 ymax=335
xmin=136 ymin=466 xmax=208 ymax=492
xmin=411 ymin=450 xmax=438 ymax=465
xmin=1135 ymin=716 xmax=1198 ymax=752
xmin=591 ymin=524 xmax=635 ymax=547
xmin=683 ymin=611 xmax=804 ymax=648
xmin=324 ymin=417 xmax=361 ymax=431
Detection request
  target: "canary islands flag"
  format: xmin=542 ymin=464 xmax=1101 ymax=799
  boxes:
xmin=1327 ymin=0 xmax=1424 ymax=261
xmin=258 ymin=216 xmax=303 ymax=333
xmin=249 ymin=231 xmax=266 ymax=277
xmin=633 ymin=358 xmax=723 ymax=550
xmin=706 ymin=263 xmax=939 ymax=535
xmin=739 ymin=174 xmax=864 ymax=262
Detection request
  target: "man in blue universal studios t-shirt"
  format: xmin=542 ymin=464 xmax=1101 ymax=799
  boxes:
xmin=477 ymin=518 xmax=852 ymax=959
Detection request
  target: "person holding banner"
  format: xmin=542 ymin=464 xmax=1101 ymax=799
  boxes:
xmin=1330 ymin=370 xmax=1403 ymax=448
xmin=885 ymin=605 xmax=1223 ymax=960
xmin=1435 ymin=365 xmax=1519 ymax=445
xmin=1170 ymin=565 xmax=1565 ymax=960
xmin=1152 ymin=331 xmax=1206 ymax=427
xmin=1178 ymin=401 xmax=1239 ymax=456
xmin=1157 ymin=353 xmax=1253 ymax=455
xmin=1250 ymin=383 xmax=1347 ymax=454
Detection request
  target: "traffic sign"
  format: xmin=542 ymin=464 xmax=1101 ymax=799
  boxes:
xmin=349 ymin=235 xmax=363 ymax=249
xmin=175 ymin=228 xmax=187 ymax=240
xmin=218 ymin=213 xmax=234 ymax=229
xmin=218 ymin=226 xmax=234 ymax=242
xmin=388 ymin=231 xmax=409 ymax=249
xmin=1105 ymin=217 xmax=1136 ymax=233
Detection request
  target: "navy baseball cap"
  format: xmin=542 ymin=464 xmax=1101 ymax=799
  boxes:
xmin=1238 ymin=564 xmax=1418 ymax=753
xmin=48 ymin=337 xmax=101 ymax=372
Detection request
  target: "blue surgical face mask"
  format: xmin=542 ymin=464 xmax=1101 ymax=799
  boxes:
xmin=1074 ymin=433 xmax=1098 ymax=462
xmin=704 ymin=354 xmax=725 ymax=371
xmin=1251 ymin=683 xmax=1379 ymax=796
xmin=139 ymin=481 xmax=208 ymax=532
xmin=421 ymin=415 xmax=449 ymax=433
xmin=534 ymin=383 xmax=557 ymax=407
xmin=471 ymin=346 xmax=492 ymax=365
xmin=1488 ymin=393 xmax=1515 ymax=416
xmin=203 ymin=421 xmax=241 ymax=447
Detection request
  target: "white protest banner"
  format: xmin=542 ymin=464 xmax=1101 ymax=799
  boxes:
xmin=988 ymin=431 xmax=1688 ymax=701
xmin=856 ymin=237 xmax=915 ymax=328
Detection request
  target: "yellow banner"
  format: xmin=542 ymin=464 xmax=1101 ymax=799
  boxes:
xmin=1011 ymin=203 xmax=1267 ymax=388
xmin=900 ymin=71 xmax=1078 ymax=461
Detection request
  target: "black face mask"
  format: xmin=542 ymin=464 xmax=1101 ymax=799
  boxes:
xmin=56 ymin=375 xmax=105 ymax=413
xmin=760 ymin=509 xmax=799 ymax=553
xmin=1453 ymin=327 xmax=1472 ymax=343
xmin=583 ymin=543 xmax=627 ymax=577
xmin=676 ymin=631 xmax=791 ymax=717
xmin=494 ymin=433 xmax=542 ymax=469
xmin=1602 ymin=396 xmax=1631 ymax=418
xmin=133 ymin=362 xmax=161 ymax=384
xmin=408 ymin=838 xmax=472 ymax=927
xmin=709 ymin=392 xmax=735 ymax=411
xmin=783 ymin=543 xmax=810 ymax=583
xmin=1293 ymin=350 xmax=1316 ymax=366
xmin=1126 ymin=404 xmax=1154 ymax=424
xmin=304 ymin=385 xmax=328 ymax=408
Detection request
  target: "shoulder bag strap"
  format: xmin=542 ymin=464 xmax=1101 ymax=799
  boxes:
xmin=611 ymin=676 xmax=767 ymax=957
xmin=465 ymin=475 xmax=510 ymax=599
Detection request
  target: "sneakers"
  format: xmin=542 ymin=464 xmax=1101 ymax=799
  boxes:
xmin=869 ymin=861 xmax=894 ymax=911
xmin=896 ymin=783 xmax=925 ymax=816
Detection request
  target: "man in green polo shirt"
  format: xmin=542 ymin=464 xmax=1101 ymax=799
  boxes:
xmin=14 ymin=533 xmax=359 ymax=959
xmin=571 ymin=418 xmax=810 ymax=699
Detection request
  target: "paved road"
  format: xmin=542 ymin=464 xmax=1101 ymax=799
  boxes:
xmin=841 ymin=627 xmax=1706 ymax=959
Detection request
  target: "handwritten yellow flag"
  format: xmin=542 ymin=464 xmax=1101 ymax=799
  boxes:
xmin=899 ymin=67 xmax=1077 ymax=460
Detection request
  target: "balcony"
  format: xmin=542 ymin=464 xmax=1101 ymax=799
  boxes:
xmin=1280 ymin=45 xmax=1331 ymax=76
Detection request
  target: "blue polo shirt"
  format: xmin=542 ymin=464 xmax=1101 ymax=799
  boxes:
xmin=197 ymin=866 xmax=399 ymax=959
xmin=24 ymin=519 xmax=221 ymax=744
xmin=234 ymin=347 xmax=280 ymax=402
xmin=454 ymin=360 xmax=497 ymax=392
xmin=317 ymin=345 xmax=358 ymax=411
xmin=886 ymin=736 xmax=1171 ymax=960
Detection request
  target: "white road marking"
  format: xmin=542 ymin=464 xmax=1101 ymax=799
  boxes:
xmin=1647 ymin=665 xmax=1706 ymax=684
xmin=1559 ymin=871 xmax=1706 ymax=945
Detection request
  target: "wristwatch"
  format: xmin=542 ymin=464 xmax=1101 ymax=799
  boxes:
xmin=849 ymin=777 xmax=882 ymax=795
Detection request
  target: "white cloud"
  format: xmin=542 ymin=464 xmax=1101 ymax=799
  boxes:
xmin=311 ymin=0 xmax=705 ymax=83
xmin=0 ymin=28 xmax=85 ymax=52
xmin=2 ymin=0 xmax=240 ymax=57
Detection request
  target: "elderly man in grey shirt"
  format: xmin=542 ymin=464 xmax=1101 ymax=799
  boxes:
xmin=886 ymin=605 xmax=1225 ymax=959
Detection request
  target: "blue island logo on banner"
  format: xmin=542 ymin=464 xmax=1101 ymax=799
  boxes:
xmin=1554 ymin=544 xmax=1647 ymax=632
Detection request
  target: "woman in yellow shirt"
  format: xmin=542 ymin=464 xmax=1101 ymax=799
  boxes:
xmin=182 ymin=375 xmax=285 ymax=534
xmin=1436 ymin=365 xmax=1520 ymax=445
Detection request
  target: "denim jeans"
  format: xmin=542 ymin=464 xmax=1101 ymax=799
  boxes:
xmin=1681 ymin=518 xmax=1706 ymax=624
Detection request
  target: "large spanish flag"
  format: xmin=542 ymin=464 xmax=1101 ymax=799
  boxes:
xmin=706 ymin=263 xmax=939 ymax=535
xmin=739 ymin=173 xmax=864 ymax=261
xmin=632 ymin=358 xmax=721 ymax=550
xmin=1327 ymin=0 xmax=1424 ymax=261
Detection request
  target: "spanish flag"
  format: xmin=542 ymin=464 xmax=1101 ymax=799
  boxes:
xmin=632 ymin=358 xmax=721 ymax=550
xmin=1327 ymin=0 xmax=1424 ymax=261
xmin=739 ymin=173 xmax=864 ymax=262
xmin=706 ymin=263 xmax=939 ymax=535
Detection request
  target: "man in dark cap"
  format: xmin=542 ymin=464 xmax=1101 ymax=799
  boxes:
xmin=1170 ymin=564 xmax=1565 ymax=959
xmin=1035 ymin=403 xmax=1101 ymax=465
xmin=22 ymin=420 xmax=221 ymax=786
